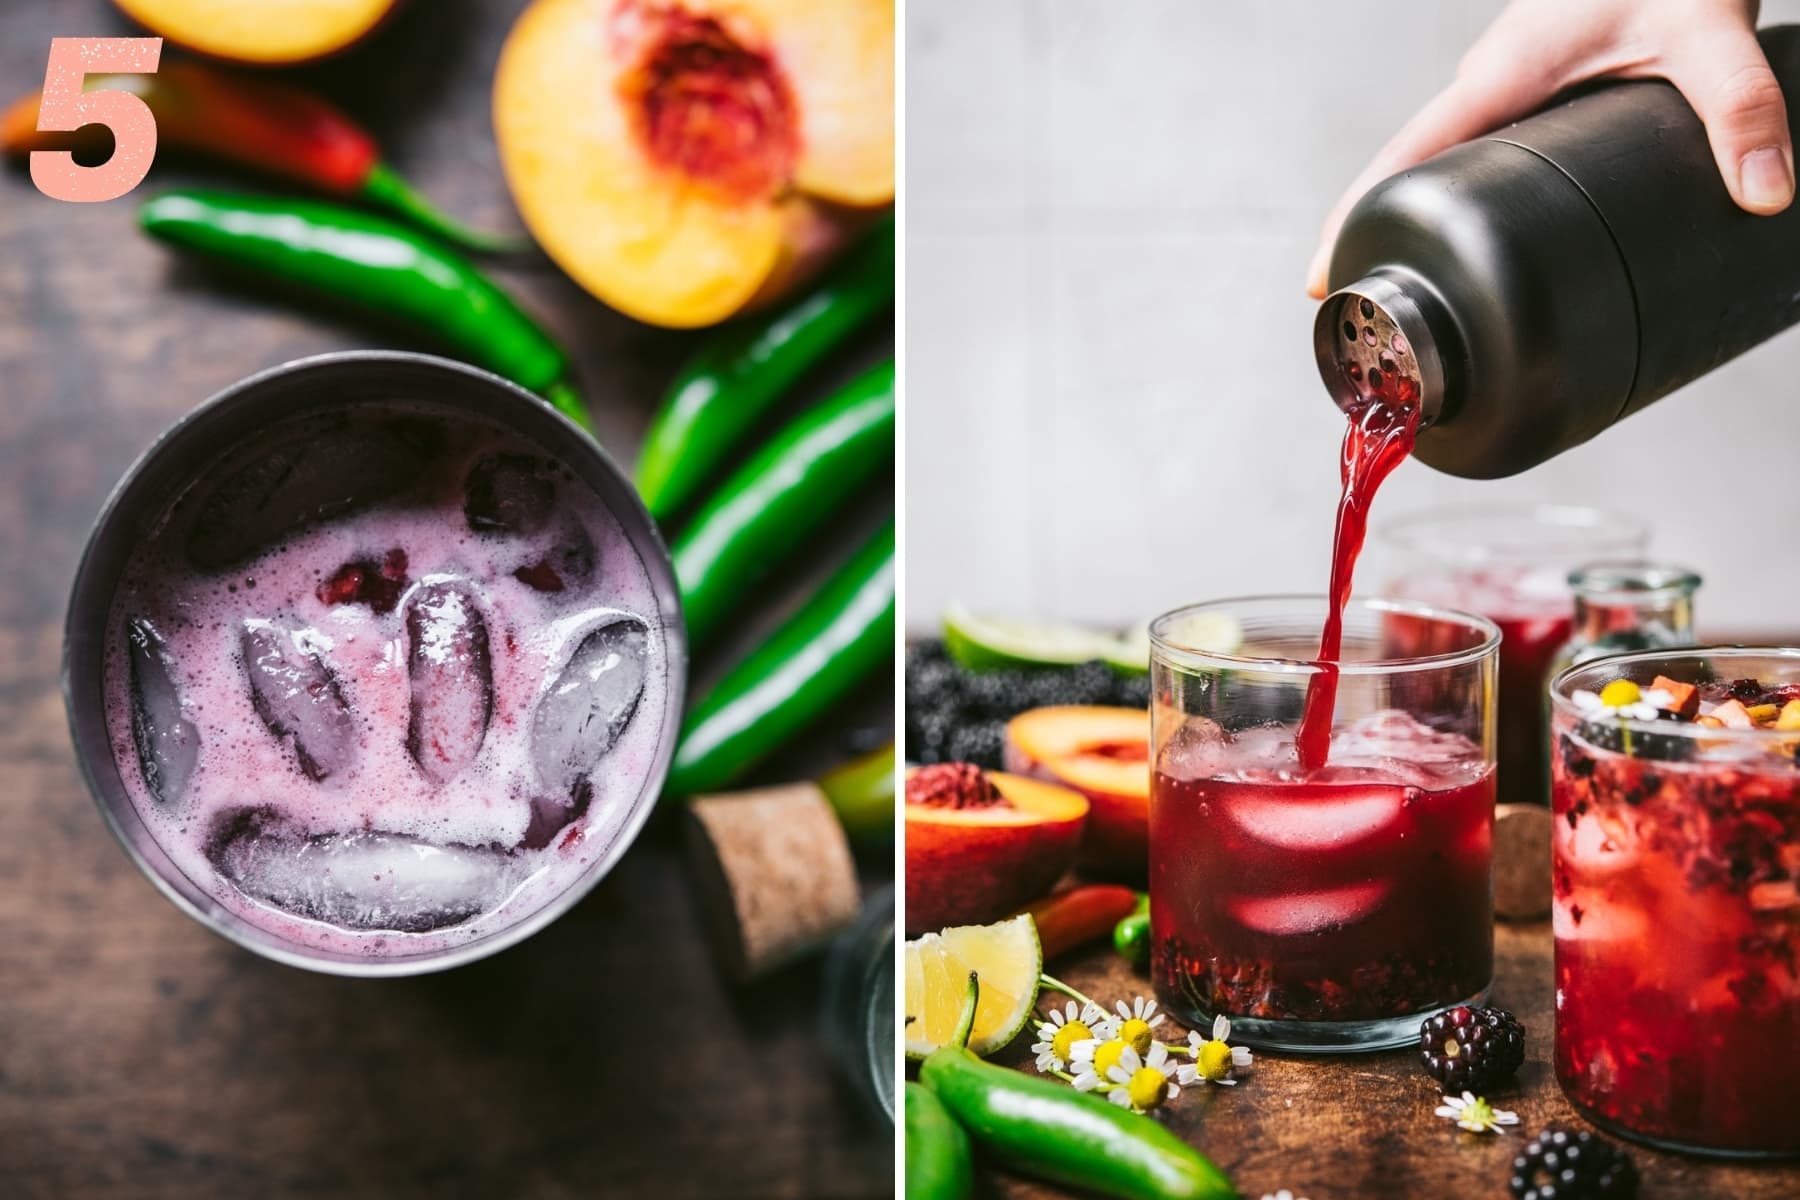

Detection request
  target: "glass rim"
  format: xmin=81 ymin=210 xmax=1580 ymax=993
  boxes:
xmin=1149 ymin=593 xmax=1501 ymax=677
xmin=1566 ymin=560 xmax=1702 ymax=604
xmin=1378 ymin=501 xmax=1649 ymax=564
xmin=1551 ymin=646 xmax=1800 ymax=743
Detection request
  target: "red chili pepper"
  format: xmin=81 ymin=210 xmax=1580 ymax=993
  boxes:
xmin=1022 ymin=885 xmax=1142 ymax=961
xmin=2 ymin=62 xmax=519 ymax=254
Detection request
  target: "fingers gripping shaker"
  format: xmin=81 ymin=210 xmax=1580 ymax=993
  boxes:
xmin=1315 ymin=26 xmax=1800 ymax=478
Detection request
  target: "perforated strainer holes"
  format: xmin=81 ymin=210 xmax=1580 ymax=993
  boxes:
xmin=1331 ymin=292 xmax=1423 ymax=409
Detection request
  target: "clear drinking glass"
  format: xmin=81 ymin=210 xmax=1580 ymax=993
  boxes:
xmin=1381 ymin=504 xmax=1649 ymax=806
xmin=1148 ymin=595 xmax=1498 ymax=1053
xmin=1551 ymin=649 xmax=1800 ymax=1157
xmin=1553 ymin=562 xmax=1700 ymax=672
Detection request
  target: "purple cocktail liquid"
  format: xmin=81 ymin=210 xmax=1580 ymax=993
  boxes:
xmin=1152 ymin=710 xmax=1494 ymax=1025
xmin=103 ymin=407 xmax=670 ymax=957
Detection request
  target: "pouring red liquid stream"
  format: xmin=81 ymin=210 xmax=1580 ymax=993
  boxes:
xmin=1296 ymin=396 xmax=1422 ymax=769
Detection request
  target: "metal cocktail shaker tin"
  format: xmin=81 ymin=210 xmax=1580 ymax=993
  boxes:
xmin=1315 ymin=26 xmax=1800 ymax=479
xmin=62 ymin=351 xmax=687 ymax=976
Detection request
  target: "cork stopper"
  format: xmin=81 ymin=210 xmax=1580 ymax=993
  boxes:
xmin=1493 ymin=803 xmax=1554 ymax=920
xmin=684 ymin=782 xmax=862 ymax=982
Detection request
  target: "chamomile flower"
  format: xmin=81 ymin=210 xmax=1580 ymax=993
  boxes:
xmin=1178 ymin=1014 xmax=1254 ymax=1086
xmin=1260 ymin=1192 xmax=1310 ymax=1200
xmin=1572 ymin=681 xmax=1672 ymax=723
xmin=1030 ymin=999 xmax=1112 ymax=1073
xmin=1104 ymin=1043 xmax=1181 ymax=1113
xmin=1113 ymin=995 xmax=1166 ymax=1055
xmin=1435 ymin=1090 xmax=1520 ymax=1134
xmin=1069 ymin=1035 xmax=1131 ymax=1092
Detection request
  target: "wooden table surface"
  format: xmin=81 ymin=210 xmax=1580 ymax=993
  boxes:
xmin=982 ymin=921 xmax=1799 ymax=1200
xmin=0 ymin=3 xmax=894 ymax=1197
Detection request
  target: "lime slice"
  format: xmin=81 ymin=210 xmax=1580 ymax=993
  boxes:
xmin=942 ymin=604 xmax=1120 ymax=670
xmin=1156 ymin=611 xmax=1243 ymax=657
xmin=903 ymin=913 xmax=1042 ymax=1059
xmin=1103 ymin=622 xmax=1153 ymax=674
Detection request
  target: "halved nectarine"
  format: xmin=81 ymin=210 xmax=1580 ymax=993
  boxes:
xmin=494 ymin=0 xmax=894 ymax=328
xmin=112 ymin=0 xmax=398 ymax=65
xmin=1004 ymin=706 xmax=1151 ymax=876
xmin=905 ymin=764 xmax=1086 ymax=937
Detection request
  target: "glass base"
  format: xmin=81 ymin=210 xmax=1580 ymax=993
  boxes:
xmin=1566 ymin=1096 xmax=1800 ymax=1162
xmin=1163 ymin=985 xmax=1491 ymax=1054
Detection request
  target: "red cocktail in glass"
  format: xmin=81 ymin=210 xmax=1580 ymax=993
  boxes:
xmin=1383 ymin=505 xmax=1648 ymax=805
xmin=1149 ymin=596 xmax=1498 ymax=1051
xmin=1551 ymin=649 xmax=1800 ymax=1157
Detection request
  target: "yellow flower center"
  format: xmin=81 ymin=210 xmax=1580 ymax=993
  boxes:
xmin=1127 ymin=1066 xmax=1168 ymax=1110
xmin=1197 ymin=1039 xmax=1234 ymax=1082
xmin=1051 ymin=1020 xmax=1093 ymax=1064
xmin=1092 ymin=1039 xmax=1127 ymax=1079
xmin=1599 ymin=679 xmax=1641 ymax=708
xmin=1118 ymin=1017 xmax=1154 ymax=1055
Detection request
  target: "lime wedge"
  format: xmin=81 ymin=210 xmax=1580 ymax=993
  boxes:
xmin=903 ymin=913 xmax=1042 ymax=1058
xmin=942 ymin=605 xmax=1120 ymax=670
xmin=1103 ymin=622 xmax=1152 ymax=674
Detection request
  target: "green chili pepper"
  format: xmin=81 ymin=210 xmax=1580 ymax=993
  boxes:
xmin=1114 ymin=894 xmax=1151 ymax=963
xmin=666 ymin=519 xmax=894 ymax=798
xmin=905 ymin=1082 xmax=974 ymax=1200
xmin=636 ymin=214 xmax=895 ymax=519
xmin=138 ymin=189 xmax=587 ymax=428
xmin=671 ymin=359 xmax=893 ymax=649
xmin=817 ymin=741 xmax=895 ymax=848
xmin=920 ymin=974 xmax=1236 ymax=1200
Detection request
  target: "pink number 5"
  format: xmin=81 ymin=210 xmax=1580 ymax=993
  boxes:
xmin=30 ymin=37 xmax=164 ymax=202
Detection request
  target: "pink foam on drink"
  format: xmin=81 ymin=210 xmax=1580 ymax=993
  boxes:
xmin=101 ymin=408 xmax=670 ymax=959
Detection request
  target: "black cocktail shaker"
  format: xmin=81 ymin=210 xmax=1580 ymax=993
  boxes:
xmin=1314 ymin=26 xmax=1800 ymax=478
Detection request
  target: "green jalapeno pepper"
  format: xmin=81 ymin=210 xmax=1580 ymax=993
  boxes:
xmin=920 ymin=974 xmax=1236 ymax=1200
xmin=1114 ymin=894 xmax=1152 ymax=963
xmin=666 ymin=519 xmax=894 ymax=797
xmin=636 ymin=214 xmax=894 ymax=519
xmin=671 ymin=358 xmax=893 ymax=649
xmin=905 ymin=1082 xmax=974 ymax=1200
xmin=138 ymin=189 xmax=586 ymax=427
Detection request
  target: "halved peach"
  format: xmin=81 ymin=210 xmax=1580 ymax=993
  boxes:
xmin=1005 ymin=706 xmax=1150 ymax=877
xmin=112 ymin=0 xmax=399 ymax=65
xmin=905 ymin=765 xmax=1087 ymax=937
xmin=494 ymin=0 xmax=894 ymax=328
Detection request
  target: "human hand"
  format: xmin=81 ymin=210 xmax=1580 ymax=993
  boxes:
xmin=1306 ymin=0 xmax=1793 ymax=297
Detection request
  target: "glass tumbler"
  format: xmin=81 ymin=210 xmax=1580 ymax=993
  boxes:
xmin=1551 ymin=648 xmax=1800 ymax=1157
xmin=1381 ymin=504 xmax=1648 ymax=806
xmin=1149 ymin=595 xmax=1498 ymax=1053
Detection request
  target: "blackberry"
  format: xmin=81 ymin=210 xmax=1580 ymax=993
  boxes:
xmin=906 ymin=708 xmax=957 ymax=764
xmin=905 ymin=638 xmax=951 ymax=672
xmin=905 ymin=656 xmax=962 ymax=712
xmin=1509 ymin=1127 xmax=1637 ymax=1200
xmin=1577 ymin=718 xmax=1692 ymax=763
xmin=961 ymin=670 xmax=1027 ymax=718
xmin=1110 ymin=671 xmax=1152 ymax=710
xmin=1419 ymin=1005 xmax=1525 ymax=1091
xmin=944 ymin=720 xmax=1007 ymax=769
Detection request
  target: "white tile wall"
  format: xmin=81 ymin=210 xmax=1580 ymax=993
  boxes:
xmin=907 ymin=0 xmax=1800 ymax=635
